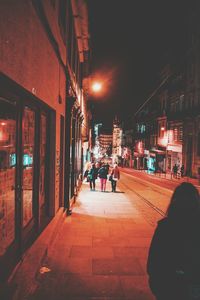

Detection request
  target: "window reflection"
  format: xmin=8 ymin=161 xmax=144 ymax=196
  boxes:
xmin=0 ymin=103 xmax=16 ymax=255
xmin=22 ymin=107 xmax=35 ymax=227
xmin=39 ymin=114 xmax=47 ymax=218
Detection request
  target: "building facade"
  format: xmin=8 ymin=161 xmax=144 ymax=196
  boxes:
xmin=112 ymin=117 xmax=123 ymax=164
xmin=0 ymin=0 xmax=90 ymax=281
xmin=133 ymin=14 xmax=200 ymax=177
xmin=98 ymin=134 xmax=113 ymax=156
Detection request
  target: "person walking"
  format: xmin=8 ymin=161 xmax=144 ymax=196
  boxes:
xmin=110 ymin=163 xmax=120 ymax=192
xmin=147 ymin=182 xmax=200 ymax=300
xmin=88 ymin=163 xmax=97 ymax=191
xmin=180 ymin=165 xmax=185 ymax=178
xmin=172 ymin=164 xmax=178 ymax=179
xmin=98 ymin=164 xmax=108 ymax=192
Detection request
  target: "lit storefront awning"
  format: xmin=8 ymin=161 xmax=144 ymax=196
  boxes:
xmin=150 ymin=149 xmax=166 ymax=156
xmin=167 ymin=144 xmax=182 ymax=153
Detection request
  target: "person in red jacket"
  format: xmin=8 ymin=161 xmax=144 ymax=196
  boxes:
xmin=110 ymin=163 xmax=120 ymax=192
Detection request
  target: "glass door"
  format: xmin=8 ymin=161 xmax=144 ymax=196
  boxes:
xmin=0 ymin=99 xmax=17 ymax=279
xmin=38 ymin=113 xmax=48 ymax=227
xmin=22 ymin=106 xmax=36 ymax=230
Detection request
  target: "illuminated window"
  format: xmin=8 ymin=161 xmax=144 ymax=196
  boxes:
xmin=174 ymin=128 xmax=178 ymax=141
xmin=179 ymin=126 xmax=183 ymax=141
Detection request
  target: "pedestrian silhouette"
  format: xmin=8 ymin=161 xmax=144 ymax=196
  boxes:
xmin=98 ymin=164 xmax=108 ymax=192
xmin=147 ymin=182 xmax=200 ymax=300
xmin=110 ymin=163 xmax=120 ymax=192
xmin=88 ymin=163 xmax=98 ymax=191
xmin=181 ymin=164 xmax=185 ymax=177
xmin=172 ymin=164 xmax=178 ymax=179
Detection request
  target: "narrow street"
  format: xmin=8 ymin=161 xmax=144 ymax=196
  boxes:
xmin=1 ymin=2 xmax=200 ymax=299
xmin=7 ymin=173 xmax=178 ymax=300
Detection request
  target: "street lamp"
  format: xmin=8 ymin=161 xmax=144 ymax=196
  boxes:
xmin=92 ymin=82 xmax=102 ymax=93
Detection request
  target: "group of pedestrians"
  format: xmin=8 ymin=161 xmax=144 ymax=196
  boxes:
xmin=84 ymin=162 xmax=120 ymax=192
xmin=172 ymin=163 xmax=184 ymax=179
xmin=85 ymin=161 xmax=200 ymax=300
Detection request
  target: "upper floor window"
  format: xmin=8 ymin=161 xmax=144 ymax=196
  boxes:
xmin=179 ymin=126 xmax=183 ymax=141
xmin=137 ymin=124 xmax=146 ymax=134
xmin=174 ymin=128 xmax=178 ymax=141
xmin=159 ymin=122 xmax=165 ymax=138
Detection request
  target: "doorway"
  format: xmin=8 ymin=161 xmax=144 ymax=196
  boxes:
xmin=0 ymin=93 xmax=53 ymax=280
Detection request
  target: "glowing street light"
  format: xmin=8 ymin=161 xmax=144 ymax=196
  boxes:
xmin=92 ymin=82 xmax=102 ymax=93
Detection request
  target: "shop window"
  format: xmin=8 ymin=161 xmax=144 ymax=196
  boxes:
xmin=39 ymin=114 xmax=47 ymax=219
xmin=0 ymin=103 xmax=16 ymax=256
xmin=22 ymin=107 xmax=35 ymax=228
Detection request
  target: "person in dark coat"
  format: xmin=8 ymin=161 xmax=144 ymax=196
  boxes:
xmin=110 ymin=163 xmax=120 ymax=192
xmin=173 ymin=164 xmax=178 ymax=178
xmin=98 ymin=164 xmax=108 ymax=192
xmin=88 ymin=163 xmax=98 ymax=191
xmin=147 ymin=182 xmax=200 ymax=300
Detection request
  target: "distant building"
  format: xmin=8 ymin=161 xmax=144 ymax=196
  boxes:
xmin=112 ymin=116 xmax=123 ymax=163
xmin=133 ymin=11 xmax=200 ymax=177
xmin=99 ymin=134 xmax=113 ymax=156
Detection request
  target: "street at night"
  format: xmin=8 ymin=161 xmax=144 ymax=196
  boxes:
xmin=1 ymin=1 xmax=200 ymax=299
xmin=6 ymin=173 xmax=170 ymax=300
xmin=3 ymin=171 xmax=200 ymax=299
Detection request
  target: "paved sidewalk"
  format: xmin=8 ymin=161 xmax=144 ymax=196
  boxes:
xmin=7 ymin=179 xmax=155 ymax=300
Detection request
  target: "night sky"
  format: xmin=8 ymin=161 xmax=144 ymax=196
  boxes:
xmin=88 ymin=0 xmax=196 ymax=130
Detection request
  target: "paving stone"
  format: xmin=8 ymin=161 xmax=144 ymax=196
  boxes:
xmin=113 ymin=247 xmax=149 ymax=259
xmin=92 ymin=258 xmax=144 ymax=276
xmin=119 ymin=276 xmax=155 ymax=300
xmin=70 ymin=246 xmax=114 ymax=259
xmin=59 ymin=274 xmax=124 ymax=298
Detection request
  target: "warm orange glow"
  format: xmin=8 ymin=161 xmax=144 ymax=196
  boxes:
xmin=1 ymin=122 xmax=6 ymax=126
xmin=161 ymin=127 xmax=165 ymax=131
xmin=92 ymin=82 xmax=102 ymax=93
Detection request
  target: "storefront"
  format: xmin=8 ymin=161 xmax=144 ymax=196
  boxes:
xmin=148 ymin=149 xmax=166 ymax=173
xmin=0 ymin=77 xmax=55 ymax=280
xmin=133 ymin=152 xmax=145 ymax=169
xmin=166 ymin=144 xmax=182 ymax=172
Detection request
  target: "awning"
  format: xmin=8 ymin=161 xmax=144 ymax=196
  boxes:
xmin=167 ymin=144 xmax=182 ymax=153
xmin=150 ymin=149 xmax=166 ymax=155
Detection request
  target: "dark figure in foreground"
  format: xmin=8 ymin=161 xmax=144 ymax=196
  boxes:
xmin=88 ymin=163 xmax=97 ymax=191
xmin=147 ymin=182 xmax=200 ymax=300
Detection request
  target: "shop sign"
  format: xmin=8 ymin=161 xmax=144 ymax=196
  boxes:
xmin=167 ymin=144 xmax=182 ymax=153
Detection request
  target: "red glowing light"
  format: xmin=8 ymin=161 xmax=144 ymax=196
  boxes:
xmin=1 ymin=122 xmax=6 ymax=126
